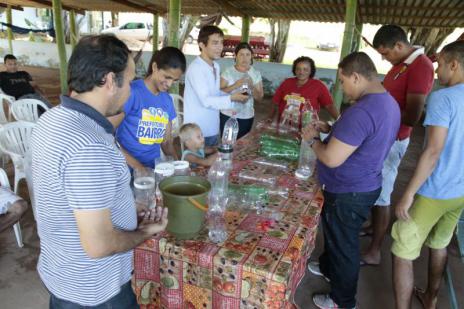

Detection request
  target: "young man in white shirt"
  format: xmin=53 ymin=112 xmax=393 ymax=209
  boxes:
xmin=183 ymin=25 xmax=249 ymax=146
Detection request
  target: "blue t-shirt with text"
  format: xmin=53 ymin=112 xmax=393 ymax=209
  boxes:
xmin=116 ymin=79 xmax=176 ymax=168
xmin=418 ymin=84 xmax=464 ymax=199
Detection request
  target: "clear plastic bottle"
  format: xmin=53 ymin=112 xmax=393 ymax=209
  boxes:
xmin=295 ymin=140 xmax=316 ymax=180
xmin=207 ymin=159 xmax=230 ymax=243
xmin=222 ymin=116 xmax=239 ymax=145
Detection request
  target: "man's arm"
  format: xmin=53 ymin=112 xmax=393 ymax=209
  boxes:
xmin=402 ymin=93 xmax=427 ymax=126
xmin=74 ymin=207 xmax=168 ymax=259
xmin=187 ymin=69 xmax=247 ymax=110
xmin=302 ymin=123 xmax=357 ymax=168
xmin=311 ymin=137 xmax=357 ymax=168
xmin=395 ymin=126 xmax=448 ymax=220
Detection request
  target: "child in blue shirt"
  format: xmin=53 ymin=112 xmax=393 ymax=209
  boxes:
xmin=179 ymin=123 xmax=217 ymax=167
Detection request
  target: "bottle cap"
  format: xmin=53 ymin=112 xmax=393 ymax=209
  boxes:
xmin=154 ymin=162 xmax=175 ymax=176
xmin=218 ymin=144 xmax=234 ymax=153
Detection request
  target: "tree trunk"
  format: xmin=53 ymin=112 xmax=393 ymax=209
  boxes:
xmin=162 ymin=15 xmax=169 ymax=47
xmin=269 ymin=18 xmax=290 ymax=63
xmin=178 ymin=15 xmax=200 ymax=47
xmin=405 ymin=27 xmax=454 ymax=57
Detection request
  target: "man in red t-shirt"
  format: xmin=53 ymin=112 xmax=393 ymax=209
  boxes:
xmin=271 ymin=56 xmax=339 ymax=125
xmin=361 ymin=25 xmax=434 ymax=266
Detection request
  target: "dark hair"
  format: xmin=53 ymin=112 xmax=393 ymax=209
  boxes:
xmin=146 ymin=47 xmax=187 ymax=76
xmin=441 ymin=40 xmax=464 ymax=67
xmin=4 ymin=54 xmax=16 ymax=63
xmin=373 ymin=25 xmax=409 ymax=49
xmin=234 ymin=42 xmax=254 ymax=65
xmin=292 ymin=56 xmax=316 ymax=78
xmin=338 ymin=52 xmax=377 ymax=80
xmin=68 ymin=35 xmax=130 ymax=93
xmin=198 ymin=25 xmax=224 ymax=51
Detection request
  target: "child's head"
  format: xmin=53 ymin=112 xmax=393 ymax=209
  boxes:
xmin=179 ymin=123 xmax=204 ymax=151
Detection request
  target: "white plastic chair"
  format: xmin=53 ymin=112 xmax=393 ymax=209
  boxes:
xmin=169 ymin=93 xmax=184 ymax=137
xmin=0 ymin=93 xmax=15 ymax=124
xmin=0 ymin=121 xmax=36 ymax=193
xmin=11 ymin=98 xmax=49 ymax=123
xmin=0 ymin=168 xmax=24 ymax=247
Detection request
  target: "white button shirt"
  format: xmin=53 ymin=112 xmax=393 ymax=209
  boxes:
xmin=183 ymin=56 xmax=233 ymax=137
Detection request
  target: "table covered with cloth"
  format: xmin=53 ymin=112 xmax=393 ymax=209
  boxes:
xmin=133 ymin=126 xmax=324 ymax=309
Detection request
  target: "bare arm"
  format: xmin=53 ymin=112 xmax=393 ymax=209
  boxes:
xmin=74 ymin=207 xmax=168 ymax=259
xmin=302 ymin=124 xmax=357 ymax=168
xmin=204 ymin=146 xmax=217 ymax=155
xmin=161 ymin=121 xmax=179 ymax=160
xmin=324 ymin=104 xmax=340 ymax=120
xmin=402 ymin=93 xmax=427 ymax=126
xmin=220 ymin=77 xmax=247 ymax=93
xmin=29 ymin=80 xmax=46 ymax=97
xmin=395 ymin=126 xmax=448 ymax=220
xmin=184 ymin=152 xmax=218 ymax=167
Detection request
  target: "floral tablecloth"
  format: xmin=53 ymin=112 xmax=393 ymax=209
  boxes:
xmin=133 ymin=127 xmax=323 ymax=309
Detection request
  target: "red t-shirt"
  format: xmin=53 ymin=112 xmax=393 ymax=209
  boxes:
xmin=383 ymin=54 xmax=434 ymax=140
xmin=272 ymin=77 xmax=333 ymax=119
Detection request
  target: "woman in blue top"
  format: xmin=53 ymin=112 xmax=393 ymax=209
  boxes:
xmin=110 ymin=47 xmax=186 ymax=169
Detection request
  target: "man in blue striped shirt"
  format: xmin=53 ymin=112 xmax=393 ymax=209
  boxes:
xmin=31 ymin=35 xmax=168 ymax=308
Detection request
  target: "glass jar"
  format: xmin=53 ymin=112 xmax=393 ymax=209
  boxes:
xmin=172 ymin=160 xmax=190 ymax=176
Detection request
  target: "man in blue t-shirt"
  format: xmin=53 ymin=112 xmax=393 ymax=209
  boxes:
xmin=391 ymin=41 xmax=464 ymax=309
xmin=303 ymin=52 xmax=400 ymax=309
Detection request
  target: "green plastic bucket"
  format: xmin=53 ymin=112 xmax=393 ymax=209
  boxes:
xmin=159 ymin=176 xmax=211 ymax=239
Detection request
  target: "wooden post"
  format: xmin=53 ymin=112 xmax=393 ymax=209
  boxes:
xmin=241 ymin=15 xmax=250 ymax=43
xmin=332 ymin=0 xmax=357 ymax=109
xmin=52 ymin=0 xmax=69 ymax=95
xmin=167 ymin=0 xmax=181 ymax=48
xmin=6 ymin=5 xmax=14 ymax=54
xmin=153 ymin=13 xmax=159 ymax=52
xmin=70 ymin=10 xmax=77 ymax=49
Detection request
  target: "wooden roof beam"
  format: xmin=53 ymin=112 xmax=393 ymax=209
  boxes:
xmin=109 ymin=0 xmax=161 ymax=14
xmin=135 ymin=0 xmax=167 ymax=14
xmin=209 ymin=0 xmax=245 ymax=17
xmin=27 ymin=0 xmax=85 ymax=15
xmin=0 ymin=4 xmax=24 ymax=11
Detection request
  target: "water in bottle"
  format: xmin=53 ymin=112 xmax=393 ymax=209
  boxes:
xmin=222 ymin=116 xmax=239 ymax=145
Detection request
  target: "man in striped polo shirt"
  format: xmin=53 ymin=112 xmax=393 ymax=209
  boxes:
xmin=31 ymin=35 xmax=168 ymax=308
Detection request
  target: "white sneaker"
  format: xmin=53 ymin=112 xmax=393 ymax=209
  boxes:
xmin=313 ymin=293 xmax=356 ymax=309
xmin=307 ymin=262 xmax=330 ymax=282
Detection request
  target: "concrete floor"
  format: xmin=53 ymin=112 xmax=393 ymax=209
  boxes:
xmin=0 ymin=66 xmax=463 ymax=308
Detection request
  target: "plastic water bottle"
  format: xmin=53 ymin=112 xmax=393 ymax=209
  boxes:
xmin=207 ymin=159 xmax=229 ymax=243
xmin=295 ymin=140 xmax=316 ymax=180
xmin=222 ymin=116 xmax=239 ymax=145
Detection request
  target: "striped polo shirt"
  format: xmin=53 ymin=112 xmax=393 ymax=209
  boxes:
xmin=31 ymin=96 xmax=137 ymax=306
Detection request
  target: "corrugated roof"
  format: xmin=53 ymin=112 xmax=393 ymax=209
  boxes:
xmin=3 ymin=0 xmax=464 ymax=28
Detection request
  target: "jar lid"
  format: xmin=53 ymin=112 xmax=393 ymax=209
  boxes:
xmin=218 ymin=144 xmax=234 ymax=153
xmin=154 ymin=162 xmax=175 ymax=176
xmin=173 ymin=160 xmax=190 ymax=169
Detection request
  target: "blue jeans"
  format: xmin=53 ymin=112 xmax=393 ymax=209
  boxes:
xmin=49 ymin=281 xmax=139 ymax=309
xmin=204 ymin=134 xmax=219 ymax=147
xmin=318 ymin=188 xmax=381 ymax=308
